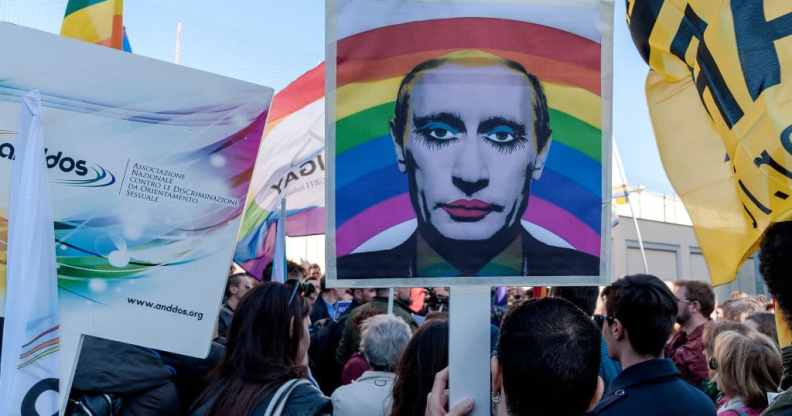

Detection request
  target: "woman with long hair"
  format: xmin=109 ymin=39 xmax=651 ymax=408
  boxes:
xmin=190 ymin=281 xmax=331 ymax=416
xmin=713 ymin=330 xmax=782 ymax=415
xmin=390 ymin=319 xmax=449 ymax=416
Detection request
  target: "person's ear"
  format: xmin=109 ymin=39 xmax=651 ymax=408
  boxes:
xmin=229 ymin=285 xmax=239 ymax=297
xmin=391 ymin=120 xmax=407 ymax=173
xmin=612 ymin=318 xmax=626 ymax=342
xmin=531 ymin=138 xmax=552 ymax=180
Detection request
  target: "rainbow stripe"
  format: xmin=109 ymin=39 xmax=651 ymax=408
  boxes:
xmin=61 ymin=0 xmax=125 ymax=49
xmin=335 ymin=18 xmax=602 ymax=258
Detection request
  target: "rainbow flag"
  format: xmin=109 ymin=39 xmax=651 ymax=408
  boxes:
xmin=61 ymin=0 xmax=127 ymax=50
xmin=332 ymin=1 xmax=605 ymax=262
xmin=235 ymin=64 xmax=326 ymax=279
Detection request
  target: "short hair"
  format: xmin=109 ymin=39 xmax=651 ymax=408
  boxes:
xmin=391 ymin=52 xmax=551 ymax=151
xmin=360 ymin=314 xmax=412 ymax=371
xmin=714 ymin=331 xmax=782 ymax=408
xmin=760 ymin=222 xmax=792 ymax=321
xmin=550 ymin=286 xmax=599 ymax=316
xmin=497 ymin=298 xmax=600 ymax=416
xmin=602 ymin=274 xmax=677 ymax=357
xmin=702 ymin=320 xmax=753 ymax=358
xmin=719 ymin=297 xmax=764 ymax=322
xmin=746 ymin=312 xmax=778 ymax=345
xmin=224 ymin=272 xmax=249 ymax=299
xmin=674 ymin=280 xmax=715 ymax=317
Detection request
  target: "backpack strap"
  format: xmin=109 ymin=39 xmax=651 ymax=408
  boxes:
xmin=263 ymin=379 xmax=312 ymax=416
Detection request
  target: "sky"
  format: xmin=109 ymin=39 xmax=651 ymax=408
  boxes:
xmin=0 ymin=0 xmax=674 ymax=194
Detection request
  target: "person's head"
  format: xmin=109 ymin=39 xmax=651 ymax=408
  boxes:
xmin=308 ymin=263 xmax=322 ymax=280
xmin=359 ymin=314 xmax=413 ymax=372
xmin=494 ymin=298 xmax=601 ymax=416
xmin=672 ymin=280 xmax=715 ymax=325
xmin=352 ymin=288 xmax=376 ymax=304
xmin=719 ymin=297 xmax=764 ymax=322
xmin=713 ymin=330 xmax=782 ymax=409
xmin=701 ymin=320 xmax=753 ymax=379
xmin=761 ymin=222 xmax=792 ymax=326
xmin=197 ymin=281 xmax=311 ymax=416
xmin=601 ymin=274 xmax=677 ymax=364
xmin=396 ymin=288 xmax=412 ymax=305
xmin=286 ymin=260 xmax=305 ymax=281
xmin=550 ymin=286 xmax=599 ymax=316
xmin=391 ymin=320 xmax=449 ymax=416
xmin=745 ymin=312 xmax=778 ymax=345
xmin=225 ymin=272 xmax=253 ymax=304
xmin=390 ymin=51 xmax=552 ymax=243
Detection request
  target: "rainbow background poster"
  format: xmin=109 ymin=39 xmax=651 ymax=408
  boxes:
xmin=326 ymin=0 xmax=613 ymax=287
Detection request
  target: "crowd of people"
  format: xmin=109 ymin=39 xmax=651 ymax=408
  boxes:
xmin=2 ymin=223 xmax=788 ymax=415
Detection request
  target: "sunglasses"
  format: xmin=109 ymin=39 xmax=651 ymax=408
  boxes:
xmin=593 ymin=315 xmax=617 ymax=327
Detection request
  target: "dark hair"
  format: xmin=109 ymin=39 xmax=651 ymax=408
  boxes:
xmin=674 ymin=280 xmax=715 ymax=317
xmin=498 ymin=298 xmax=600 ymax=416
xmin=702 ymin=320 xmax=753 ymax=357
xmin=261 ymin=260 xmax=305 ymax=282
xmin=390 ymin=56 xmax=551 ymax=151
xmin=391 ymin=320 xmax=449 ymax=416
xmin=602 ymin=274 xmax=677 ymax=357
xmin=760 ymin=222 xmax=792 ymax=322
xmin=224 ymin=272 xmax=249 ymax=300
xmin=192 ymin=282 xmax=310 ymax=416
xmin=746 ymin=312 xmax=778 ymax=345
xmin=550 ymin=286 xmax=599 ymax=316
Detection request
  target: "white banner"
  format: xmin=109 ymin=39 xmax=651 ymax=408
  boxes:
xmin=1 ymin=91 xmax=60 ymax=416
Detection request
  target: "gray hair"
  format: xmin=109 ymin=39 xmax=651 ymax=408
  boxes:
xmin=360 ymin=314 xmax=412 ymax=371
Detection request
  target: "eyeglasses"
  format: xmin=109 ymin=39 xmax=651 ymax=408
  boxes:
xmin=708 ymin=356 xmax=718 ymax=371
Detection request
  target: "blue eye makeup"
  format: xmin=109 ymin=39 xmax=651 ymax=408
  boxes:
xmin=412 ymin=113 xmax=466 ymax=148
xmin=478 ymin=117 xmax=529 ymax=153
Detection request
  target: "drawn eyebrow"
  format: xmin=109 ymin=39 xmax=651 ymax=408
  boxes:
xmin=477 ymin=117 xmax=527 ymax=137
xmin=413 ymin=112 xmax=466 ymax=133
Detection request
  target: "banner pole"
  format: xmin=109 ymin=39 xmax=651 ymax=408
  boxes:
xmin=449 ymin=286 xmax=490 ymax=416
xmin=387 ymin=288 xmax=394 ymax=315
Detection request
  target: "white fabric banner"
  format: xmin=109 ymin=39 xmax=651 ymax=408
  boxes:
xmin=0 ymin=91 xmax=60 ymax=416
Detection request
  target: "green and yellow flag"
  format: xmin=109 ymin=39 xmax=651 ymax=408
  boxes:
xmin=626 ymin=0 xmax=792 ymax=285
xmin=61 ymin=0 xmax=125 ymax=49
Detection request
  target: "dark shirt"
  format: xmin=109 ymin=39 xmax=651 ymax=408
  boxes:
xmin=217 ymin=303 xmax=233 ymax=340
xmin=338 ymin=230 xmax=598 ymax=278
xmin=589 ymin=358 xmax=716 ymax=416
xmin=664 ymin=324 xmax=709 ymax=387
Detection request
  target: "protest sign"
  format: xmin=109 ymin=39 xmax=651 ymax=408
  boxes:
xmin=326 ymin=0 xmax=613 ymax=287
xmin=0 ymin=23 xmax=273 ymax=359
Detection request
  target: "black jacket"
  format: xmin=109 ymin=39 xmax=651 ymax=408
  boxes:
xmin=588 ymin=359 xmax=715 ymax=416
xmin=338 ymin=229 xmax=599 ymax=278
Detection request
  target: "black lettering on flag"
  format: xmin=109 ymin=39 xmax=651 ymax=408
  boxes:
xmin=754 ymin=150 xmax=792 ymax=180
xmin=731 ymin=2 xmax=792 ymax=100
xmin=739 ymin=180 xmax=771 ymax=215
xmin=775 ymin=191 xmax=789 ymax=200
xmin=743 ymin=204 xmax=758 ymax=228
xmin=628 ymin=0 xmax=663 ymax=64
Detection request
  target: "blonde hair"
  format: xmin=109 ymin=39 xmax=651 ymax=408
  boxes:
xmin=713 ymin=330 xmax=782 ymax=408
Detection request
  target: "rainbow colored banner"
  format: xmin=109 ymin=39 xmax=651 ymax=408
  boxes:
xmin=234 ymin=64 xmax=326 ymax=279
xmin=61 ymin=0 xmax=126 ymax=49
xmin=328 ymin=0 xmax=611 ymax=285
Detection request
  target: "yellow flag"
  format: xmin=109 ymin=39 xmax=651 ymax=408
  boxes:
xmin=627 ymin=0 xmax=792 ymax=285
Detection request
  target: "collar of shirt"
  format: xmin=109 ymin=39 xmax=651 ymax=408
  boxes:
xmin=415 ymin=233 xmax=523 ymax=276
xmin=610 ymin=358 xmax=680 ymax=391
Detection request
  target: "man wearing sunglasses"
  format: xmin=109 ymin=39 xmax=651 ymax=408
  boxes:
xmin=589 ymin=274 xmax=715 ymax=416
